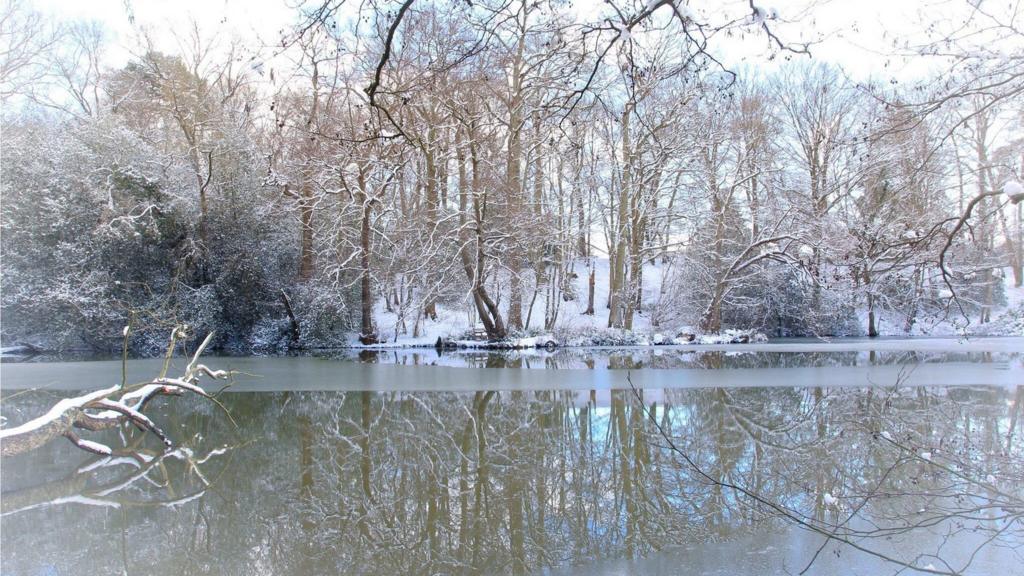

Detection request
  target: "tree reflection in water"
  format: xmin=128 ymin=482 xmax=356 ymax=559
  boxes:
xmin=1 ymin=384 xmax=1022 ymax=575
xmin=293 ymin=384 xmax=1023 ymax=574
xmin=330 ymin=348 xmax=1007 ymax=371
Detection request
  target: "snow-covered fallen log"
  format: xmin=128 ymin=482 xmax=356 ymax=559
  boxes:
xmin=0 ymin=329 xmax=230 ymax=458
xmin=434 ymin=334 xmax=560 ymax=350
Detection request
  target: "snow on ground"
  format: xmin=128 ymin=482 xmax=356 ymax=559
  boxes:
xmin=363 ymin=303 xmax=473 ymax=347
xmin=360 ymin=258 xmax=670 ymax=348
xmin=355 ymin=260 xmax=1024 ymax=348
xmin=1006 ymin=269 xmax=1024 ymax=309
xmin=987 ymin=268 xmax=1024 ymax=335
xmin=857 ymin=267 xmax=1024 ymax=338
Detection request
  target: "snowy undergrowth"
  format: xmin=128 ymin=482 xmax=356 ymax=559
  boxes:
xmin=348 ymin=260 xmax=1024 ymax=349
xmin=350 ymin=258 xmax=770 ymax=349
xmin=857 ymin=271 xmax=1024 ymax=338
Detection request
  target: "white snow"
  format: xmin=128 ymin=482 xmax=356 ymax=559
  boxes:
xmin=921 ymin=451 xmax=932 ymax=461
xmin=197 ymin=446 xmax=229 ymax=464
xmin=751 ymin=5 xmax=767 ymax=24
xmin=166 ymin=447 xmax=195 ymax=460
xmin=2 ymin=494 xmax=122 ymax=516
xmin=348 ymin=256 xmax=1024 ymax=349
xmin=985 ymin=474 xmax=996 ymax=485
xmin=1003 ymin=180 xmax=1023 ymax=198
xmin=164 ymin=491 xmax=206 ymax=508
xmin=77 ymin=439 xmax=112 ymax=455
xmin=881 ymin=431 xmax=893 ymax=441
xmin=0 ymin=384 xmax=120 ymax=438
xmin=76 ymin=456 xmax=144 ymax=474
xmin=616 ymin=24 xmax=632 ymax=42
xmin=360 ymin=257 xmax=668 ymax=348
xmin=53 ymin=495 xmax=120 ymax=508
xmin=823 ymin=492 xmax=838 ymax=506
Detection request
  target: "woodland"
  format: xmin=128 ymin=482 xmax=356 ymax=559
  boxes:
xmin=1 ymin=0 xmax=1022 ymax=353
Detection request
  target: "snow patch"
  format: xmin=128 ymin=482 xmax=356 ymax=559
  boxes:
xmin=77 ymin=439 xmax=112 ymax=455
xmin=0 ymin=384 xmax=121 ymax=438
xmin=1003 ymin=180 xmax=1023 ymax=201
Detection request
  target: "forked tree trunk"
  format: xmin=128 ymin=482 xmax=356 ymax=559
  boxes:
xmin=457 ymin=128 xmax=506 ymax=339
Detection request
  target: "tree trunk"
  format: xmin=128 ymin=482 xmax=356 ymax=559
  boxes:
xmin=458 ymin=128 xmax=506 ymax=339
xmin=974 ymin=113 xmax=994 ymax=324
xmin=585 ymin=266 xmax=595 ymax=315
xmin=700 ymin=290 xmax=723 ymax=334
xmin=422 ymin=123 xmax=440 ymax=321
xmin=864 ymin=270 xmax=878 ymax=337
xmin=358 ymin=192 xmax=376 ymax=344
xmin=298 ymin=191 xmax=315 ymax=281
xmin=504 ymin=30 xmax=526 ymax=332
xmin=280 ymin=289 xmax=300 ymax=346
xmin=608 ymin=106 xmax=632 ymax=328
xmin=1016 ymin=202 xmax=1023 ymax=287
xmin=867 ymin=299 xmax=878 ymax=337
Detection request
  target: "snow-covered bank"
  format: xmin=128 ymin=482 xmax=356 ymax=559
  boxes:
xmin=341 ymin=334 xmax=1024 ymax=355
xmin=343 ymin=259 xmax=1024 ymax=350
xmin=350 ymin=258 xmax=772 ymax=350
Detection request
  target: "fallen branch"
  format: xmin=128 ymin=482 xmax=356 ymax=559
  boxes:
xmin=0 ymin=327 xmax=231 ymax=458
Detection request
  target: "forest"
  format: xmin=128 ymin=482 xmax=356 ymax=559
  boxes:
xmin=2 ymin=0 xmax=1022 ymax=353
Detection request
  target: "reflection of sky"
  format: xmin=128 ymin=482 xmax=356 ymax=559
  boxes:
xmin=2 ymin=383 xmax=1021 ymax=575
xmin=3 ymin=351 xmax=1020 ymax=396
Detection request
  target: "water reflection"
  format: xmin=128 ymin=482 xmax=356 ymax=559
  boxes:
xmin=326 ymin=348 xmax=1013 ymax=371
xmin=4 ymin=346 xmax=1018 ymax=373
xmin=2 ymin=384 xmax=1022 ymax=575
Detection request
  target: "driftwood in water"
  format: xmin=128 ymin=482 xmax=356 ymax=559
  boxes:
xmin=0 ymin=329 xmax=230 ymax=458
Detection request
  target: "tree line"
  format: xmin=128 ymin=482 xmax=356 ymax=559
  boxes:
xmin=1 ymin=0 xmax=1021 ymax=352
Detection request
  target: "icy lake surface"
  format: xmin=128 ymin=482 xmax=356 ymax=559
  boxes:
xmin=1 ymin=338 xmax=1022 ymax=575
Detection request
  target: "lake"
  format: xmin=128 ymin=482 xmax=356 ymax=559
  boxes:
xmin=2 ymin=339 xmax=1022 ymax=575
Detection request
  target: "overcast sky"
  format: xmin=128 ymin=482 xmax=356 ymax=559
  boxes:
xmin=25 ymin=0 xmax=971 ymax=83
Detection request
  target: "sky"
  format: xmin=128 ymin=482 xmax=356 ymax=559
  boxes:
xmin=24 ymin=0 xmax=954 ymax=82
xmin=31 ymin=0 xmax=296 ymax=64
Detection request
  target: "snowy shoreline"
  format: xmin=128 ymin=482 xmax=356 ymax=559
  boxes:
xmin=344 ymin=336 xmax=1024 ymax=353
xmin=5 ymin=334 xmax=1024 ymax=360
